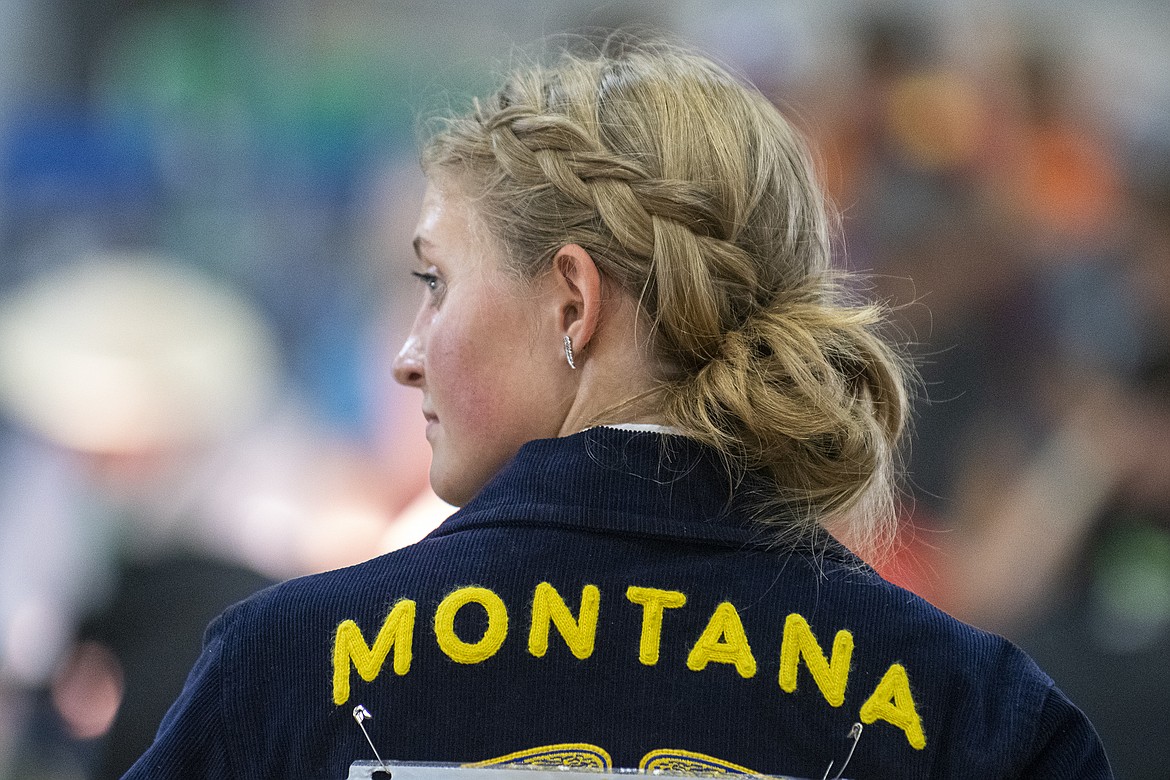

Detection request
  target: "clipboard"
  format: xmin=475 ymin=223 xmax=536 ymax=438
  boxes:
xmin=345 ymin=764 xmax=820 ymax=779
xmin=346 ymin=706 xmax=859 ymax=780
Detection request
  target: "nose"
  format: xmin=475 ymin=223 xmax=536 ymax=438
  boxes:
xmin=392 ymin=332 xmax=425 ymax=387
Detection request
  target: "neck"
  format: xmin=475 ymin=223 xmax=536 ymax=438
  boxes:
xmin=557 ymin=290 xmax=667 ymax=436
xmin=557 ymin=381 xmax=665 ymax=437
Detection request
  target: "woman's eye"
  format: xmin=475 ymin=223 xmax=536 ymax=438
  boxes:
xmin=410 ymin=270 xmax=442 ymax=294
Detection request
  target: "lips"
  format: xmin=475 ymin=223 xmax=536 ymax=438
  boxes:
xmin=422 ymin=408 xmax=438 ymax=437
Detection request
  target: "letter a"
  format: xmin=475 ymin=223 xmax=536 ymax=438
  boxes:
xmin=686 ymin=602 xmax=757 ymax=678
xmin=778 ymin=612 xmax=853 ymax=707
xmin=332 ymin=599 xmax=416 ymax=705
xmin=860 ymin=663 xmax=926 ymax=750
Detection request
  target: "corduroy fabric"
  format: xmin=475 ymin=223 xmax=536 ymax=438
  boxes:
xmin=124 ymin=428 xmax=1111 ymax=779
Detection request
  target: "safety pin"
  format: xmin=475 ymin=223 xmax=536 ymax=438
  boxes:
xmin=352 ymin=705 xmax=390 ymax=776
xmin=821 ymin=722 xmax=862 ymax=780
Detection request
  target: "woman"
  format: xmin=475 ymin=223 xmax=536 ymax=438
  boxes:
xmin=126 ymin=43 xmax=1111 ymax=778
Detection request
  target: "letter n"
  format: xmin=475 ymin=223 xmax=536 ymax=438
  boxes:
xmin=529 ymin=582 xmax=600 ymax=660
xmin=778 ymin=612 xmax=853 ymax=707
xmin=332 ymin=599 xmax=416 ymax=705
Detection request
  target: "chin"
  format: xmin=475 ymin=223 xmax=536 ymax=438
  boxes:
xmin=429 ymin=479 xmax=459 ymax=507
xmin=431 ymin=443 xmax=521 ymax=507
xmin=429 ymin=467 xmax=474 ymax=508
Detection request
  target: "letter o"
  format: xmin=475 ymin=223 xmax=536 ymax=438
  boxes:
xmin=434 ymin=586 xmax=509 ymax=664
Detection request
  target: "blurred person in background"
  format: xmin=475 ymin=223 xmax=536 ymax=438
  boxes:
xmin=0 ymin=254 xmax=434 ymax=778
xmin=885 ymin=184 xmax=1170 ymax=779
xmin=814 ymin=15 xmax=1168 ymax=777
xmin=0 ymin=255 xmax=283 ymax=778
xmin=0 ymin=1 xmax=444 ymax=775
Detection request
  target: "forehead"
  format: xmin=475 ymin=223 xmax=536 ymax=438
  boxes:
xmin=413 ymin=181 xmax=520 ymax=280
xmin=413 ymin=183 xmax=472 ymax=256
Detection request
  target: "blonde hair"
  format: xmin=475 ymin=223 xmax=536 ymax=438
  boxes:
xmin=422 ymin=41 xmax=909 ymax=557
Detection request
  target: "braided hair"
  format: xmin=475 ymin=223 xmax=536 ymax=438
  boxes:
xmin=422 ymin=42 xmax=909 ymax=557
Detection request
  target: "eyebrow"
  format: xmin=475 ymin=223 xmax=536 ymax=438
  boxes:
xmin=412 ymin=236 xmax=433 ymax=259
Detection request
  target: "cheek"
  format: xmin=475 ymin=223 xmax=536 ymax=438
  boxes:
xmin=427 ymin=312 xmax=516 ymax=429
xmin=437 ymin=303 xmax=559 ymax=429
xmin=423 ymin=310 xmax=549 ymax=505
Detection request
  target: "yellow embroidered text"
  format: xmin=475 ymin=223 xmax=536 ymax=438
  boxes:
xmin=778 ymin=612 xmax=854 ymax=707
xmin=434 ymin=586 xmax=509 ymax=664
xmin=625 ymin=586 xmax=687 ymax=665
xmin=332 ymin=599 xmax=416 ymax=705
xmin=528 ymin=582 xmax=600 ymax=660
xmin=860 ymin=662 xmax=926 ymax=750
xmin=686 ymin=601 xmax=757 ymax=678
xmin=326 ymin=582 xmax=929 ymax=750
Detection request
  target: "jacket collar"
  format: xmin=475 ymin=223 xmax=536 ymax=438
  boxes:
xmin=430 ymin=427 xmax=855 ymax=562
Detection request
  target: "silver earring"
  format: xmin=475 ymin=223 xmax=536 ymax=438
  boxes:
xmin=563 ymin=335 xmax=577 ymax=369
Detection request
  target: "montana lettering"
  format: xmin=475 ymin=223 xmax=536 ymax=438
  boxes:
xmin=331 ymin=581 xmax=925 ymax=750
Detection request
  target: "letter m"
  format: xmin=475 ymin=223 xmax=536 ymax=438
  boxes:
xmin=332 ymin=599 xmax=416 ymax=705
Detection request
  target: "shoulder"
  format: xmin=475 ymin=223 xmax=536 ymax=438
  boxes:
xmin=835 ymin=568 xmax=1108 ymax=773
xmin=220 ymin=524 xmax=502 ymax=641
xmin=235 ymin=539 xmax=450 ymax=622
xmin=176 ymin=543 xmax=453 ymax=770
xmin=836 ymin=564 xmax=1050 ymax=694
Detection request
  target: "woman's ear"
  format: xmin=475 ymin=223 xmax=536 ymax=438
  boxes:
xmin=552 ymin=244 xmax=602 ymax=349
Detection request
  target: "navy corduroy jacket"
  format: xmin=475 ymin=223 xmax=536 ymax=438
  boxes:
xmin=125 ymin=428 xmax=1111 ymax=778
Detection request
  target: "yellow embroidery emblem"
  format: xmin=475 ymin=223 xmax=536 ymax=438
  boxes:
xmin=468 ymin=743 xmax=612 ymax=769
xmin=639 ymin=748 xmax=761 ymax=775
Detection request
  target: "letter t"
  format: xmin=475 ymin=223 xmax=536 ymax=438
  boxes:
xmin=626 ymin=586 xmax=687 ymax=666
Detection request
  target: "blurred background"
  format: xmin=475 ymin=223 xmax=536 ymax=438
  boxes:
xmin=0 ymin=0 xmax=1166 ymax=777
